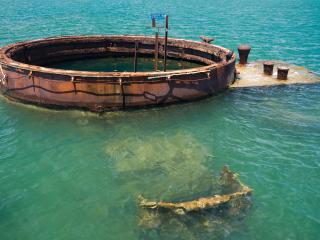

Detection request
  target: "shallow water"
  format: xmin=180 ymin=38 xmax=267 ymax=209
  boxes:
xmin=0 ymin=0 xmax=320 ymax=239
xmin=46 ymin=57 xmax=203 ymax=72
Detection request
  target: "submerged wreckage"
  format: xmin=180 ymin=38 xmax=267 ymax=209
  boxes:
xmin=138 ymin=166 xmax=253 ymax=229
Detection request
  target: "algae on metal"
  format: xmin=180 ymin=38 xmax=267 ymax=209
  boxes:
xmin=138 ymin=166 xmax=252 ymax=215
xmin=105 ymin=131 xmax=253 ymax=234
xmin=138 ymin=166 xmax=253 ymax=236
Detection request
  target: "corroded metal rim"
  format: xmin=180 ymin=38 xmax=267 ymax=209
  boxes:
xmin=0 ymin=35 xmax=236 ymax=112
xmin=0 ymin=35 xmax=234 ymax=77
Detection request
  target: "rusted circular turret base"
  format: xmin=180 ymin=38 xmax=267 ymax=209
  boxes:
xmin=0 ymin=35 xmax=236 ymax=112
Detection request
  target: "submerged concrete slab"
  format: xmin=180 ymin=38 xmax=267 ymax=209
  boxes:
xmin=231 ymin=61 xmax=320 ymax=88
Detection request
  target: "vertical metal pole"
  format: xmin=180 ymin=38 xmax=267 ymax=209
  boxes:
xmin=154 ymin=30 xmax=159 ymax=71
xmin=163 ymin=15 xmax=169 ymax=72
xmin=152 ymin=18 xmax=156 ymax=28
xmin=134 ymin=41 xmax=138 ymax=72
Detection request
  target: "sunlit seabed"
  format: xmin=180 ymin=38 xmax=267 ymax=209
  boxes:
xmin=0 ymin=0 xmax=320 ymax=239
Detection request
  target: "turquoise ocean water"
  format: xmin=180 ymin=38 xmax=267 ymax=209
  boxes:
xmin=0 ymin=0 xmax=319 ymax=239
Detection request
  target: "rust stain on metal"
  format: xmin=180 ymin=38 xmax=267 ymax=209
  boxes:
xmin=0 ymin=35 xmax=236 ymax=112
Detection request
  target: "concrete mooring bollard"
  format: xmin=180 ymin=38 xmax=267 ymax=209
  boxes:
xmin=237 ymin=45 xmax=251 ymax=64
xmin=263 ymin=61 xmax=274 ymax=75
xmin=277 ymin=66 xmax=289 ymax=80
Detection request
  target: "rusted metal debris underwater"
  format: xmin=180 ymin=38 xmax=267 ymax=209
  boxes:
xmin=138 ymin=166 xmax=253 ymax=229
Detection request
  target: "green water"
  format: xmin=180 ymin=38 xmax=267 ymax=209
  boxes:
xmin=46 ymin=57 xmax=203 ymax=72
xmin=0 ymin=0 xmax=320 ymax=239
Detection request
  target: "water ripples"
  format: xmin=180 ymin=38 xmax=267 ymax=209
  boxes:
xmin=0 ymin=0 xmax=319 ymax=239
xmin=0 ymin=106 xmax=17 ymax=161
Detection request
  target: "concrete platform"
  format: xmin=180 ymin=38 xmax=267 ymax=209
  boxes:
xmin=231 ymin=61 xmax=320 ymax=88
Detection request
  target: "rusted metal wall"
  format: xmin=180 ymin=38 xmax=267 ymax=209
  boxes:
xmin=0 ymin=35 xmax=235 ymax=112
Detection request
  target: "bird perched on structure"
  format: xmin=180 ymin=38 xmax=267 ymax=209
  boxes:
xmin=226 ymin=50 xmax=234 ymax=61
xmin=199 ymin=36 xmax=214 ymax=44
